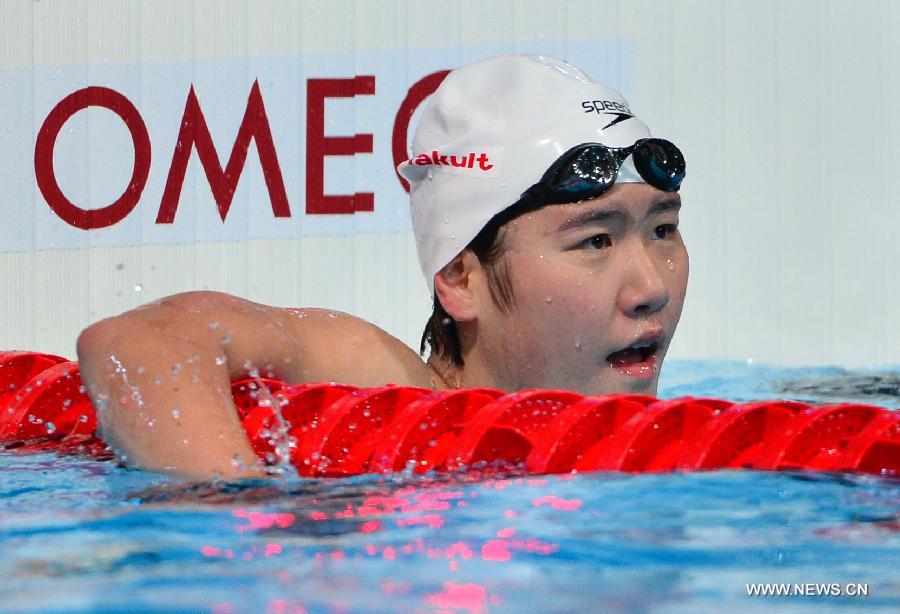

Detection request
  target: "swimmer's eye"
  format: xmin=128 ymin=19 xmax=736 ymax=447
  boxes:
xmin=583 ymin=234 xmax=612 ymax=250
xmin=654 ymin=223 xmax=678 ymax=240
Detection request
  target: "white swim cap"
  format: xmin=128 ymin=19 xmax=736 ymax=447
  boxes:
xmin=399 ymin=54 xmax=653 ymax=294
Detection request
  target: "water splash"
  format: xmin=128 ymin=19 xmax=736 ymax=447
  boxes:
xmin=242 ymin=360 xmax=298 ymax=479
xmin=108 ymin=355 xmax=146 ymax=417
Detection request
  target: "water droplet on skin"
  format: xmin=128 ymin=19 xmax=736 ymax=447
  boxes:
xmin=545 ymin=296 xmax=553 ymax=304
xmin=171 ymin=407 xmax=181 ymax=419
xmin=215 ymin=355 xmax=227 ymax=366
xmin=220 ymin=334 xmax=231 ymax=346
xmin=328 ymin=312 xmax=338 ymax=319
xmin=574 ymin=340 xmax=583 ymax=350
xmin=147 ymin=418 xmax=156 ymax=427
xmin=171 ymin=363 xmax=182 ymax=376
xmin=666 ymin=259 xmax=675 ymax=271
xmin=208 ymin=321 xmax=219 ymax=330
xmin=134 ymin=283 xmax=143 ymax=292
xmin=136 ymin=366 xmax=146 ymax=375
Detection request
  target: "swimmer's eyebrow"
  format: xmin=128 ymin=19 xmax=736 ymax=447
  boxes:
xmin=556 ymin=208 xmax=624 ymax=233
xmin=648 ymin=199 xmax=681 ymax=216
xmin=556 ymin=198 xmax=681 ymax=233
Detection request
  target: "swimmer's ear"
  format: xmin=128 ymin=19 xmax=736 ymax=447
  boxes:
xmin=433 ymin=251 xmax=482 ymax=323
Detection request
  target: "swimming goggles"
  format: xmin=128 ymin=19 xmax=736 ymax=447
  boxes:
xmin=498 ymin=139 xmax=685 ymax=223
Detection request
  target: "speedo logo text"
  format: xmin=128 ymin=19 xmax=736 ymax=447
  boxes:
xmin=581 ymin=100 xmax=632 ymax=115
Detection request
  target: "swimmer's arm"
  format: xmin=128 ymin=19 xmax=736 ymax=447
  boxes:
xmin=76 ymin=291 xmax=432 ymax=479
xmin=78 ymin=292 xmax=275 ymax=479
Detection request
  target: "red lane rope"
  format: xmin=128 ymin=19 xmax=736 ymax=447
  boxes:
xmin=1 ymin=351 xmax=897 ymax=477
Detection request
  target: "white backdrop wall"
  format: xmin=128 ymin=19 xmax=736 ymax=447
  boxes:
xmin=0 ymin=0 xmax=897 ymax=368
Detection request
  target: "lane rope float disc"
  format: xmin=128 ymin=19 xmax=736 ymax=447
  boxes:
xmin=1 ymin=350 xmax=897 ymax=477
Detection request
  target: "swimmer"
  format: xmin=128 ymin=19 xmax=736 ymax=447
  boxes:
xmin=77 ymin=54 xmax=689 ymax=479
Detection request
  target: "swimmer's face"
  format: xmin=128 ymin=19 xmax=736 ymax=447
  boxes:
xmin=473 ymin=182 xmax=688 ymax=395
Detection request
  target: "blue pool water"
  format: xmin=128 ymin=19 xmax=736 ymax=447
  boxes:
xmin=1 ymin=360 xmax=898 ymax=613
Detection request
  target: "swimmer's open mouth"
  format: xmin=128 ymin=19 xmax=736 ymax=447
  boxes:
xmin=606 ymin=341 xmax=659 ymax=366
xmin=605 ymin=332 xmax=665 ymax=377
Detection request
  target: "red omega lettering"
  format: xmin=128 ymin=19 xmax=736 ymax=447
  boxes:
xmin=391 ymin=70 xmax=449 ymax=192
xmin=305 ymin=76 xmax=376 ymax=214
xmin=34 ymin=86 xmax=151 ymax=230
xmin=157 ymin=80 xmax=290 ymax=223
xmin=36 ymin=69 xmax=451 ymax=231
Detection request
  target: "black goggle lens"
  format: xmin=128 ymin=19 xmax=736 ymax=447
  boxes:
xmin=539 ymin=138 xmax=685 ymax=203
xmin=631 ymin=138 xmax=685 ymax=192
xmin=495 ymin=138 xmax=685 ymax=227
xmin=554 ymin=147 xmax=619 ymax=196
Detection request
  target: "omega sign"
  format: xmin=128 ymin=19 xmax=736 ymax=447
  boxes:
xmin=33 ymin=71 xmax=448 ymax=231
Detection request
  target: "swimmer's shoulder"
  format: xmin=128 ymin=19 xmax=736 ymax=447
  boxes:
xmin=85 ymin=292 xmax=446 ymax=391
xmin=278 ymin=307 xmax=449 ymax=391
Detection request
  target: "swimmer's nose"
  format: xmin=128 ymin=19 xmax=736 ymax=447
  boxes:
xmin=618 ymin=248 xmax=669 ymax=317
